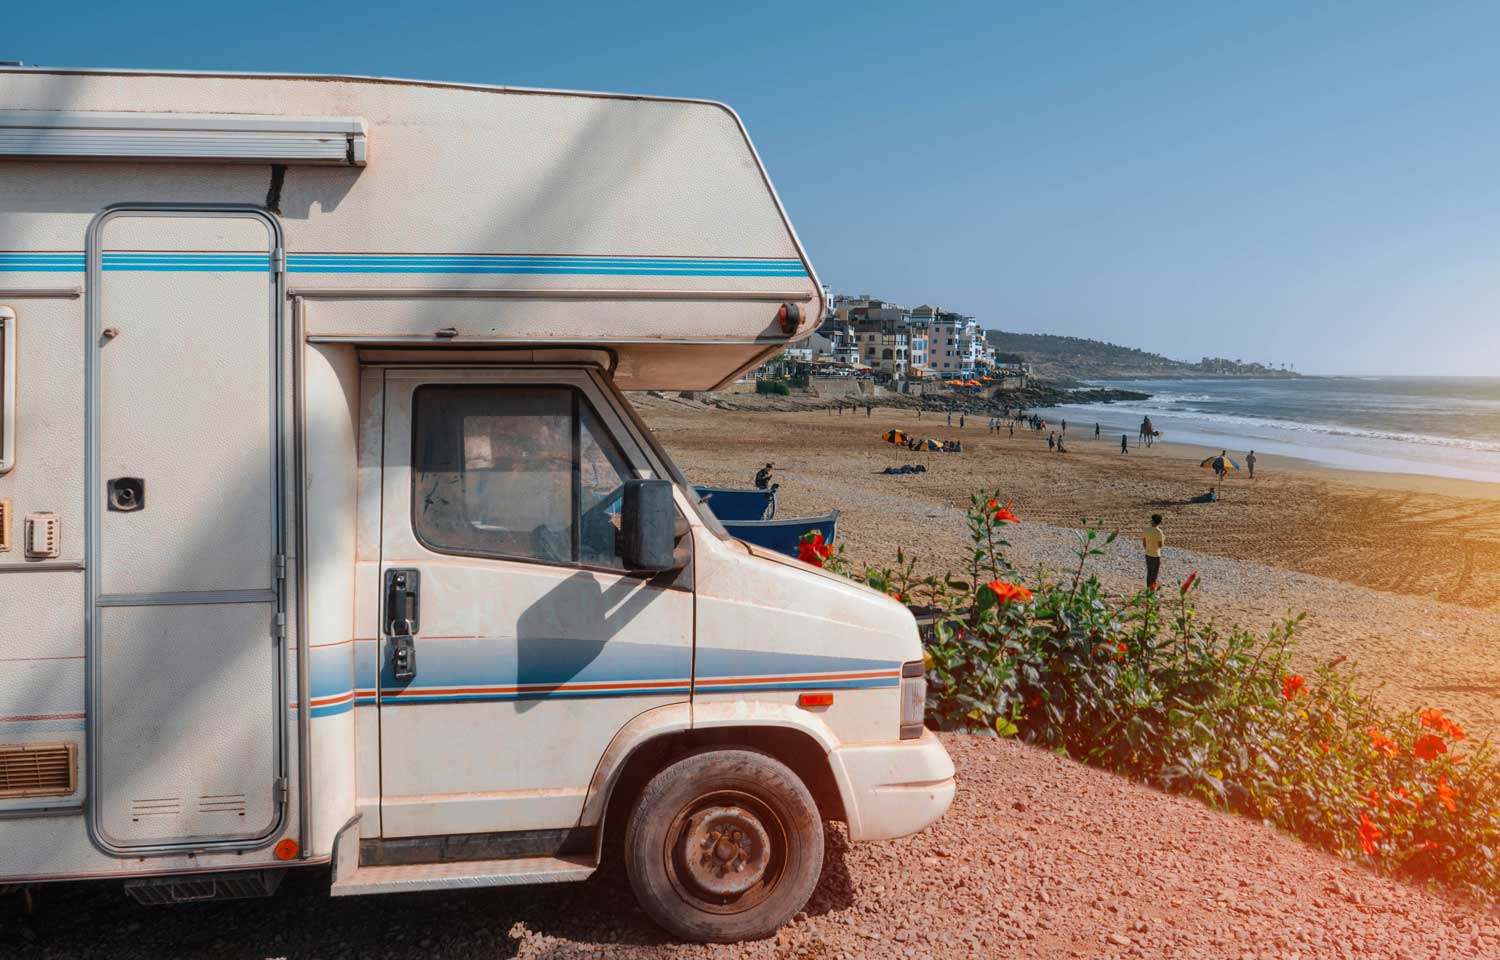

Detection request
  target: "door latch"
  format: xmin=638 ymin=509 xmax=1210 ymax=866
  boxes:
xmin=384 ymin=568 xmax=420 ymax=683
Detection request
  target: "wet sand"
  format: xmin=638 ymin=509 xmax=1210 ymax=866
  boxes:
xmin=637 ymin=395 xmax=1500 ymax=740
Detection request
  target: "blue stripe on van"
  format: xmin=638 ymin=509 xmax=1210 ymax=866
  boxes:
xmin=0 ymin=252 xmax=809 ymax=277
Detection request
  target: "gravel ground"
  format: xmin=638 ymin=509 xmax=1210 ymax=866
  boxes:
xmin=5 ymin=734 xmax=1495 ymax=959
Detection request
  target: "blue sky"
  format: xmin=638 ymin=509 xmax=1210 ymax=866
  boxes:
xmin=8 ymin=2 xmax=1500 ymax=375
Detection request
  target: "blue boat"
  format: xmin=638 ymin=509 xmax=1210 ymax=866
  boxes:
xmin=692 ymin=485 xmax=777 ymax=522
xmin=721 ymin=511 xmax=839 ymax=559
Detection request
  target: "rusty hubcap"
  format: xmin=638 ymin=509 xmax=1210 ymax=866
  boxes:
xmin=679 ymin=805 xmax=772 ymax=897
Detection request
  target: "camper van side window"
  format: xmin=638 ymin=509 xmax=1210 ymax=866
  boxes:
xmin=411 ymin=385 xmax=631 ymax=570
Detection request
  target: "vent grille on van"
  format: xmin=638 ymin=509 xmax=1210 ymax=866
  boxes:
xmin=0 ymin=742 xmax=77 ymax=798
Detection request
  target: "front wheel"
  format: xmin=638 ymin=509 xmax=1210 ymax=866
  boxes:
xmin=624 ymin=749 xmax=824 ymax=943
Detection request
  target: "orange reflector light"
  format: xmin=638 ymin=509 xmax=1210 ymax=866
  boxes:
xmin=798 ymin=692 xmax=834 ymax=708
xmin=273 ymin=838 xmax=300 ymax=861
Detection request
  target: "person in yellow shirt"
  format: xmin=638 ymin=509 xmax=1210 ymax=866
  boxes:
xmin=1143 ymin=514 xmax=1165 ymax=590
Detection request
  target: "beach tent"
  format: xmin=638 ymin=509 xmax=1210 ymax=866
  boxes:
xmin=882 ymin=429 xmax=908 ymax=444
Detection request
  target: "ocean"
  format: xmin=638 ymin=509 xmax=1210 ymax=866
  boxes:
xmin=1041 ymin=377 xmax=1500 ymax=484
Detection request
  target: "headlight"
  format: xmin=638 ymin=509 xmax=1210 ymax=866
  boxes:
xmin=900 ymin=660 xmax=926 ymax=740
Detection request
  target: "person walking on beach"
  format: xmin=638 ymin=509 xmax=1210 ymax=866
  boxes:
xmin=946 ymin=411 xmax=952 ymax=427
xmin=1213 ymin=449 xmax=1229 ymax=485
xmin=866 ymin=403 xmax=872 ymax=417
xmin=1061 ymin=419 xmax=1067 ymax=435
xmin=1047 ymin=432 xmax=1056 ymax=451
xmin=1095 ymin=422 xmax=1101 ymax=440
xmin=959 ymin=413 xmax=965 ymax=429
xmin=1143 ymin=514 xmax=1165 ymax=590
xmin=1008 ymin=421 xmax=1014 ymax=438
xmin=1246 ymin=450 xmax=1257 ymax=480
xmin=1121 ymin=434 xmax=1129 ymax=455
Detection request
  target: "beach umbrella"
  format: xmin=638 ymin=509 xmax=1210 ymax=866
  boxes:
xmin=1200 ymin=454 xmax=1240 ymax=473
xmin=883 ymin=429 xmax=907 ymax=444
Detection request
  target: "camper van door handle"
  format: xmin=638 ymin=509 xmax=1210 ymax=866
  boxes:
xmin=384 ymin=568 xmax=420 ymax=683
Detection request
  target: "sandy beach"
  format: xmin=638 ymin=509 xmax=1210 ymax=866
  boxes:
xmin=637 ymin=394 xmax=1500 ymax=742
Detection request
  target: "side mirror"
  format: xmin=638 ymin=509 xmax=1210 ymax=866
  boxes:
xmin=621 ymin=478 xmax=684 ymax=573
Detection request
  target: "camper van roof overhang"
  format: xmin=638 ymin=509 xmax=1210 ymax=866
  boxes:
xmin=0 ymin=111 xmax=368 ymax=165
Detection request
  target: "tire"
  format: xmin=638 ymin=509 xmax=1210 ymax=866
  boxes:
xmin=623 ymin=748 xmax=824 ymax=943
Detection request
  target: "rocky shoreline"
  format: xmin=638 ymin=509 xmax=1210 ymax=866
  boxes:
xmin=637 ymin=381 xmax=1147 ymax=414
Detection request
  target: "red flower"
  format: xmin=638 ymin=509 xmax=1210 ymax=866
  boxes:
xmin=888 ymin=590 xmax=904 ymax=602
xmin=1180 ymin=571 xmax=1199 ymax=594
xmin=1281 ymin=674 xmax=1307 ymax=700
xmin=1116 ymin=641 xmax=1129 ymax=653
xmin=1357 ymin=813 xmax=1383 ymax=855
xmin=990 ymin=499 xmax=1020 ymax=524
xmin=1367 ymin=727 xmax=1400 ymax=759
xmin=1435 ymin=776 xmax=1457 ymax=813
xmin=1413 ymin=734 xmax=1447 ymax=762
xmin=985 ymin=579 xmax=1032 ymax=605
xmin=1420 ymin=708 xmax=1467 ymax=742
xmin=797 ymin=531 xmax=831 ymax=567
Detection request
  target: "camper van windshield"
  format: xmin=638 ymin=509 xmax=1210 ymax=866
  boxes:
xmin=411 ymin=384 xmax=632 ymax=569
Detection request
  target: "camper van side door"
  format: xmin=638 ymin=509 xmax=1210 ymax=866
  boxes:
xmin=374 ymin=368 xmax=694 ymax=839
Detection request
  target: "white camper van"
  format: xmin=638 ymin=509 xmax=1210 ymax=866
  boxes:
xmin=0 ymin=67 xmax=954 ymax=942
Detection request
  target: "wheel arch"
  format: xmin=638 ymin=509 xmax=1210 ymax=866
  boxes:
xmin=584 ymin=706 xmax=848 ymax=863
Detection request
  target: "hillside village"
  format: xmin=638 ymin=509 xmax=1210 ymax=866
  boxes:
xmin=780 ymin=294 xmax=1023 ymax=385
xmin=769 ymin=292 xmax=1296 ymax=386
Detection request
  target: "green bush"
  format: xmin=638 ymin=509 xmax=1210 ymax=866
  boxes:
xmin=755 ymin=378 xmax=791 ymax=396
xmin=829 ymin=492 xmax=1500 ymax=903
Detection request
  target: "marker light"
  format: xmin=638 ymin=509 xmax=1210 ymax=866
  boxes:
xmin=900 ymin=661 xmax=926 ymax=739
xmin=798 ymin=692 xmax=834 ymax=708
xmin=273 ymin=838 xmax=300 ymax=861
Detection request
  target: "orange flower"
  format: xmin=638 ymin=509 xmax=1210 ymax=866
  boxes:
xmin=1282 ymin=674 xmax=1307 ymax=700
xmin=888 ymin=590 xmax=904 ymax=602
xmin=1435 ymin=776 xmax=1457 ymax=813
xmin=985 ymin=579 xmax=1032 ymax=605
xmin=1357 ymin=813 xmax=1383 ymax=855
xmin=1363 ymin=788 xmax=1382 ymax=807
xmin=1420 ymin=708 xmax=1467 ymax=742
xmin=992 ymin=499 xmax=1020 ymax=523
xmin=1180 ymin=571 xmax=1199 ymax=594
xmin=1413 ymin=734 xmax=1447 ymax=762
xmin=1367 ymin=727 xmax=1400 ymax=759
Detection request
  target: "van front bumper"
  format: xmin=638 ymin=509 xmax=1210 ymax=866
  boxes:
xmin=829 ymin=728 xmax=956 ymax=842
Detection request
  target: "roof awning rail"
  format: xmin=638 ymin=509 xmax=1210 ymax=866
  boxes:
xmin=0 ymin=110 xmax=368 ymax=166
